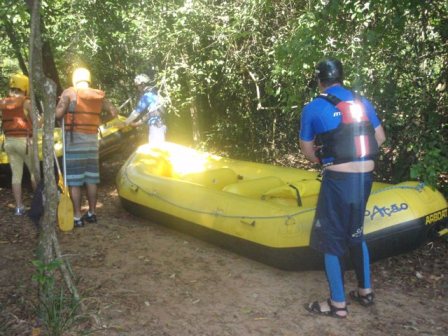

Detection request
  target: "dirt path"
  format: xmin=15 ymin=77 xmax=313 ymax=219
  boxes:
xmin=0 ymin=156 xmax=447 ymax=336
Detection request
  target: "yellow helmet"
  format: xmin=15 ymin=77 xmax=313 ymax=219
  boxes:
xmin=9 ymin=73 xmax=29 ymax=95
xmin=72 ymin=67 xmax=91 ymax=87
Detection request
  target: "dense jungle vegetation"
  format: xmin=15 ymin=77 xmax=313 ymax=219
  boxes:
xmin=1 ymin=0 xmax=447 ymax=195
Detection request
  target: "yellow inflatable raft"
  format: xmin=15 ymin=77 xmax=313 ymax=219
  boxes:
xmin=97 ymin=115 xmax=142 ymax=159
xmin=0 ymin=115 xmax=140 ymax=166
xmin=116 ymin=142 xmax=448 ymax=270
xmin=0 ymin=128 xmax=63 ymax=165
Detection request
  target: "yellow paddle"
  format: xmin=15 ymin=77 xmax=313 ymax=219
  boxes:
xmin=55 ymin=120 xmax=74 ymax=231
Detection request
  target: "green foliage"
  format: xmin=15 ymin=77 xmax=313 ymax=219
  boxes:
xmin=36 ymin=286 xmax=83 ymax=336
xmin=411 ymin=147 xmax=448 ymax=196
xmin=0 ymin=0 xmax=30 ymax=89
xmin=1 ymin=0 xmax=446 ymax=194
xmin=32 ymin=259 xmax=61 ymax=291
xmin=275 ymin=0 xmax=448 ymax=193
xmin=32 ymin=259 xmax=84 ymax=336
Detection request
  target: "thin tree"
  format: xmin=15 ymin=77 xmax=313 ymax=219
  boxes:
xmin=28 ymin=0 xmax=81 ymax=317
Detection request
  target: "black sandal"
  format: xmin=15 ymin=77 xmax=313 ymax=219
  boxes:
xmin=349 ymin=290 xmax=375 ymax=307
xmin=305 ymin=299 xmax=348 ymax=319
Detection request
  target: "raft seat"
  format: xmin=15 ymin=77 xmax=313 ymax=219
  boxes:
xmin=136 ymin=155 xmax=174 ymax=177
xmin=222 ymin=176 xmax=285 ymax=198
xmin=262 ymin=179 xmax=321 ymax=207
xmin=181 ymin=167 xmax=239 ymax=190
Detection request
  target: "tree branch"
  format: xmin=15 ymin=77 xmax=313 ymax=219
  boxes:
xmin=247 ymin=70 xmax=280 ymax=111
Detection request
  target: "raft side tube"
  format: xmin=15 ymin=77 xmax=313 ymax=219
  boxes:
xmin=120 ymin=197 xmax=322 ymax=271
xmin=119 ymin=197 xmax=439 ymax=271
xmin=365 ymin=217 xmax=429 ymax=262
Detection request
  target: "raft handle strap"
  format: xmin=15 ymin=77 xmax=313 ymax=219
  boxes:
xmin=288 ymin=183 xmax=302 ymax=207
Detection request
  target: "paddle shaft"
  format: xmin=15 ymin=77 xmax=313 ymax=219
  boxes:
xmin=62 ymin=119 xmax=68 ymax=188
xmin=53 ymin=150 xmax=62 ymax=181
xmin=119 ymin=97 xmax=132 ymax=110
xmin=57 ymin=119 xmax=74 ymax=231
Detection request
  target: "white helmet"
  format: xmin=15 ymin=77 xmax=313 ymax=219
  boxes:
xmin=134 ymin=74 xmax=150 ymax=86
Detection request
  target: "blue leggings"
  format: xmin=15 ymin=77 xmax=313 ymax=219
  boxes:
xmin=325 ymin=241 xmax=371 ymax=302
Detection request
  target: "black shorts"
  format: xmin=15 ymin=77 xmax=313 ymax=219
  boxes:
xmin=310 ymin=170 xmax=373 ymax=256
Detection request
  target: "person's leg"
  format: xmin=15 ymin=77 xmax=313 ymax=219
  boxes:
xmin=22 ymin=145 xmax=37 ymax=191
xmin=306 ymin=171 xmax=348 ymax=318
xmin=305 ymin=252 xmax=349 ymax=318
xmin=148 ymin=125 xmax=152 ymax=144
xmin=86 ymin=183 xmax=97 ymax=214
xmin=149 ymin=124 xmax=166 ymax=145
xmin=69 ymin=186 xmax=83 ymax=219
xmin=66 ymin=132 xmax=99 ymax=224
xmin=350 ymin=241 xmax=371 ymax=289
xmin=325 ymin=253 xmax=346 ymax=302
xmin=82 ymin=136 xmax=99 ymax=222
xmin=349 ymin=241 xmax=374 ymax=305
xmin=321 ymin=253 xmax=347 ymax=316
xmin=11 ymin=183 xmax=23 ymax=209
xmin=348 ymin=172 xmax=374 ymax=305
xmin=81 ymin=183 xmax=98 ymax=223
xmin=5 ymin=137 xmax=25 ymax=211
xmin=31 ymin=178 xmax=37 ymax=191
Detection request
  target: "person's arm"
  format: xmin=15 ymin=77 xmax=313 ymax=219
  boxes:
xmin=23 ymin=99 xmax=32 ymax=118
xmin=300 ymin=139 xmax=320 ymax=164
xmin=55 ymin=94 xmax=70 ymax=120
xmin=374 ymin=124 xmax=386 ymax=147
xmin=299 ymin=103 xmax=321 ymax=164
xmin=103 ymin=98 xmax=119 ymax=118
xmin=363 ymin=98 xmax=386 ymax=148
xmin=23 ymin=99 xmax=42 ymax=127
xmin=124 ymin=94 xmax=148 ymax=126
xmin=124 ymin=110 xmax=141 ymax=126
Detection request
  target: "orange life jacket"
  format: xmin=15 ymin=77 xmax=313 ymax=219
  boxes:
xmin=0 ymin=96 xmax=32 ymax=137
xmin=64 ymin=87 xmax=105 ymax=134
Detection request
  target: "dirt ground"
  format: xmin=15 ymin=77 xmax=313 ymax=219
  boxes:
xmin=0 ymin=153 xmax=447 ymax=336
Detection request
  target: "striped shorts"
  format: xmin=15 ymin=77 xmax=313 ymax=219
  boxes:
xmin=65 ymin=132 xmax=100 ymax=186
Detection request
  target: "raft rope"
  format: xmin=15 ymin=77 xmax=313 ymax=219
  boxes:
xmin=369 ymin=182 xmax=425 ymax=195
xmin=121 ymin=169 xmax=426 ymax=221
xmin=122 ymin=170 xmax=315 ymax=221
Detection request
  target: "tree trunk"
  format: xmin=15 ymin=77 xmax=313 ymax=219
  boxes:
xmin=3 ymin=17 xmax=28 ymax=74
xmin=29 ymin=0 xmax=81 ymax=318
xmin=28 ymin=1 xmax=42 ymax=185
xmin=24 ymin=0 xmax=63 ymax=96
xmin=190 ymin=103 xmax=201 ymax=145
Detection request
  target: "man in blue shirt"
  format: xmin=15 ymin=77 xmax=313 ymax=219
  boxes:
xmin=300 ymin=58 xmax=386 ymax=318
xmin=125 ymin=73 xmax=166 ymax=144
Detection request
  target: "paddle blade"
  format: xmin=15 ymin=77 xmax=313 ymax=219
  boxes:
xmin=58 ymin=190 xmax=74 ymax=232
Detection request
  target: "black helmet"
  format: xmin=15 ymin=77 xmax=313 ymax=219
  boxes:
xmin=315 ymin=58 xmax=343 ymax=83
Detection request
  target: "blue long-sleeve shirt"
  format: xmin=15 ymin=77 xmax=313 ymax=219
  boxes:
xmin=134 ymin=90 xmax=160 ymax=125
